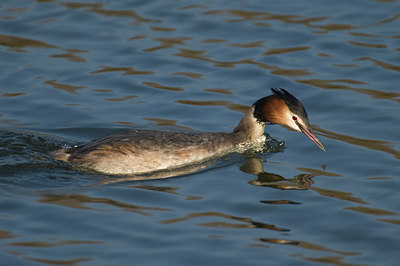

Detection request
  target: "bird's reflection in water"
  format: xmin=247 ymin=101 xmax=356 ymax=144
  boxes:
xmin=98 ymin=154 xmax=316 ymax=190
xmin=242 ymin=157 xmax=366 ymax=205
xmin=99 ymin=159 xmax=216 ymax=184
xmin=242 ymin=157 xmax=316 ymax=190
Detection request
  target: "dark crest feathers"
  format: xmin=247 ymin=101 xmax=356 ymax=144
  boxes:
xmin=253 ymin=88 xmax=310 ymax=124
xmin=271 ymin=88 xmax=309 ymax=122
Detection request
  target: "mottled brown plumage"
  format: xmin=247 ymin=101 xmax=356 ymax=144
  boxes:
xmin=52 ymin=89 xmax=325 ymax=175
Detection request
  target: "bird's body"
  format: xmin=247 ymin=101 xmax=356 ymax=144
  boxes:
xmin=52 ymin=89 xmax=325 ymax=175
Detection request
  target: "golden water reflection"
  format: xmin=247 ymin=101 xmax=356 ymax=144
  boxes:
xmin=39 ymin=193 xmax=171 ymax=215
xmin=202 ymin=8 xmax=399 ymax=35
xmin=49 ymin=49 xmax=88 ymax=63
xmin=314 ymin=125 xmax=400 ymax=160
xmin=296 ymin=240 xmax=361 ymax=256
xmin=26 ymin=257 xmax=92 ymax=265
xmin=61 ymin=2 xmax=102 ymax=10
xmin=203 ymin=9 xmax=357 ymax=34
xmin=11 ymin=239 xmax=103 ymax=248
xmin=230 ymin=41 xmax=265 ymax=48
xmin=0 ymin=34 xmax=58 ymax=52
xmin=297 ymin=78 xmax=400 ymax=103
xmin=178 ymin=4 xmax=207 ymax=11
xmin=345 ymin=206 xmax=397 ymax=216
xmin=175 ymin=99 xmax=248 ymax=113
xmin=127 ymin=34 xmax=146 ymax=41
xmin=150 ymin=26 xmax=176 ymax=32
xmin=143 ymin=37 xmax=190 ymax=52
xmin=264 ymin=46 xmax=309 ymax=55
xmin=142 ymin=118 xmax=191 ymax=129
xmin=90 ymin=65 xmax=154 ymax=76
xmin=251 ymin=238 xmax=363 ymax=265
xmin=105 ymin=95 xmax=137 ymax=102
xmin=174 ymin=48 xmax=313 ymax=76
xmin=1 ymin=92 xmax=26 ymax=97
xmin=142 ymin=81 xmax=184 ymax=92
xmin=203 ymin=38 xmax=228 ymax=43
xmin=347 ymin=41 xmax=387 ymax=49
xmin=203 ymin=88 xmax=234 ymax=95
xmin=84 ymin=7 xmax=161 ymax=25
xmin=355 ymin=57 xmax=400 ymax=72
xmin=173 ymin=71 xmax=204 ymax=79
xmin=132 ymin=185 xmax=203 ymax=201
xmin=44 ymin=80 xmax=85 ymax=95
xmin=296 ymin=167 xmax=341 ymax=177
xmin=5 ymin=236 xmax=101 ymax=265
xmin=159 ymin=211 xmax=289 ymax=232
xmin=378 ymin=218 xmax=400 ymax=226
xmin=0 ymin=230 xmax=15 ymax=239
xmin=349 ymin=31 xmax=400 ymax=39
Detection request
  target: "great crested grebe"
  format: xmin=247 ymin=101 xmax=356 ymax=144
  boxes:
xmin=52 ymin=89 xmax=325 ymax=175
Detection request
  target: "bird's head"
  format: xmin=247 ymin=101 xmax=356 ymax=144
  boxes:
xmin=253 ymin=88 xmax=325 ymax=151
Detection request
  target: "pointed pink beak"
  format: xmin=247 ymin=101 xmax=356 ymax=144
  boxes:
xmin=298 ymin=124 xmax=326 ymax=151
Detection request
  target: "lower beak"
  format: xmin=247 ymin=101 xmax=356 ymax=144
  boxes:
xmin=299 ymin=124 xmax=326 ymax=152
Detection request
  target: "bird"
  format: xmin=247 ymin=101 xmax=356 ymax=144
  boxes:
xmin=51 ymin=89 xmax=325 ymax=175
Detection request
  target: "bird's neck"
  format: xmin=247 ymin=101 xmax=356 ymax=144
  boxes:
xmin=232 ymin=105 xmax=266 ymax=144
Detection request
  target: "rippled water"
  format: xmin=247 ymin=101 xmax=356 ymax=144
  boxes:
xmin=1 ymin=0 xmax=400 ymax=265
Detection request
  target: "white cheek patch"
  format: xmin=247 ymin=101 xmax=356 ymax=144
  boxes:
xmin=284 ymin=111 xmax=301 ymax=132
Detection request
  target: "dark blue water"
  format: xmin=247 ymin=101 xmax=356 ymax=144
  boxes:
xmin=1 ymin=0 xmax=400 ymax=265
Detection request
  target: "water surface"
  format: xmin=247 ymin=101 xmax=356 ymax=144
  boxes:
xmin=1 ymin=0 xmax=400 ymax=265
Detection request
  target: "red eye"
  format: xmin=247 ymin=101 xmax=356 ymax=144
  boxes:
xmin=292 ymin=116 xmax=297 ymax=121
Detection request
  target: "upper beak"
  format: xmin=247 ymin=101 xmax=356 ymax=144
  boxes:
xmin=297 ymin=123 xmax=326 ymax=152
